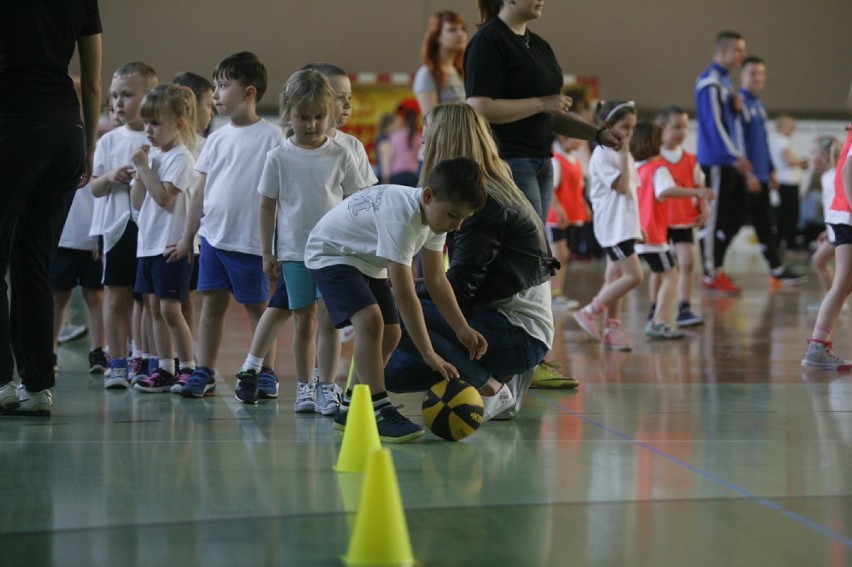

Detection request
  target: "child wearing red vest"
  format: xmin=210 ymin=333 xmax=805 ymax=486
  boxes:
xmin=548 ymin=134 xmax=591 ymax=310
xmin=803 ymin=91 xmax=852 ymax=370
xmin=655 ymin=107 xmax=711 ymax=326
xmin=631 ymin=121 xmax=714 ymax=339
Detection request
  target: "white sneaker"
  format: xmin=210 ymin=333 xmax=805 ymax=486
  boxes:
xmin=5 ymin=385 xmax=52 ymax=415
xmin=0 ymin=381 xmax=20 ymax=411
xmin=294 ymin=380 xmax=317 ymax=413
xmin=57 ymin=323 xmax=87 ymax=344
xmin=481 ymin=384 xmax=515 ymax=423
xmin=314 ymin=382 xmax=342 ymax=416
xmin=493 ymin=368 xmax=536 ymax=421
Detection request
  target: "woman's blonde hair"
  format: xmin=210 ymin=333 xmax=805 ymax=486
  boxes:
xmin=420 ymin=103 xmax=537 ymax=221
xmin=278 ymin=69 xmax=336 ymax=138
xmin=140 ymin=84 xmax=197 ymax=149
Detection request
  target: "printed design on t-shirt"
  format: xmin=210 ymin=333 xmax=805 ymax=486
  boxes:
xmin=347 ymin=186 xmax=386 ymax=216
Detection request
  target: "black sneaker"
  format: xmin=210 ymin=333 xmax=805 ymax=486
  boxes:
xmin=332 ymin=406 xmax=349 ymax=431
xmin=234 ymin=369 xmax=258 ymax=404
xmin=88 ymin=347 xmax=109 ymax=374
xmin=376 ymin=405 xmax=424 ymax=443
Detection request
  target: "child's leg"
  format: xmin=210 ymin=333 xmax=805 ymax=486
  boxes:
xmin=599 ymin=254 xmax=643 ymax=320
xmin=132 ymin=297 xmax=143 ymax=357
xmin=292 ymin=302 xmax=318 ymax=382
xmin=243 ymin=300 xmax=275 ymax=369
xmin=812 ymin=240 xmax=835 ymax=293
xmin=245 ymin=307 xmax=292 ymax=364
xmin=675 ymin=241 xmax=696 ymax=304
xmin=159 ymin=298 xmax=193 ymax=364
xmin=812 ymin=245 xmax=852 ymax=342
xmin=195 ymin=289 xmax=230 ymax=369
xmin=316 ymin=300 xmax=340 ymax=383
xmin=145 ymin=293 xmax=173 ymax=369
xmin=348 ymin=304 xmax=385 ymax=393
xmin=105 ymin=285 xmax=133 ymax=361
xmin=181 ymin=291 xmax=195 ymax=335
xmin=52 ymin=289 xmax=72 ymax=350
xmin=653 ymin=268 xmax=679 ymax=324
xmin=81 ymin=287 xmax=105 ymax=351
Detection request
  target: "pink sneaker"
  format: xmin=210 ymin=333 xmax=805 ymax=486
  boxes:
xmin=602 ymin=319 xmax=632 ymax=351
xmin=573 ymin=308 xmax=602 ymax=341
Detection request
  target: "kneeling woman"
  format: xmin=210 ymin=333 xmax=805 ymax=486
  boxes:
xmin=385 ymin=103 xmax=557 ymax=421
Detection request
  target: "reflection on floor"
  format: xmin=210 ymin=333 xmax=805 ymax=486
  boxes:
xmin=2 ymin=233 xmax=851 ymax=566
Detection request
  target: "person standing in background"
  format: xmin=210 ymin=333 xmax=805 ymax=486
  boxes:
xmin=0 ymin=1 xmax=102 ymax=415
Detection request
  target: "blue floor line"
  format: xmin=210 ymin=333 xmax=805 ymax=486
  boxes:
xmin=533 ymin=392 xmax=852 ymax=548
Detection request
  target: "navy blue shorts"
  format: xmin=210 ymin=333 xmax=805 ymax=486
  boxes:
xmin=50 ymin=247 xmax=104 ymax=291
xmin=830 ymin=224 xmax=852 ymax=246
xmin=268 ymin=276 xmax=290 ymax=310
xmin=103 ymin=222 xmax=138 ymax=287
xmin=307 ymin=264 xmax=399 ymax=328
xmin=603 ymin=239 xmax=636 ymax=261
xmin=197 ymin=237 xmax=269 ymax=305
xmin=134 ymin=255 xmax=193 ymax=301
xmin=548 ymin=225 xmax=567 ymax=243
xmin=640 ymin=250 xmax=676 ymax=273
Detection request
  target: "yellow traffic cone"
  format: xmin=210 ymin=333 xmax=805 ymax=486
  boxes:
xmin=343 ymin=448 xmax=416 ymax=566
xmin=334 ymin=384 xmax=381 ymax=472
xmin=336 ymin=471 xmax=364 ymax=530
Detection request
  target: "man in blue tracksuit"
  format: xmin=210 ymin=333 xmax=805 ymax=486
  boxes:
xmin=738 ymin=55 xmax=806 ymax=287
xmin=695 ymin=31 xmax=750 ymax=294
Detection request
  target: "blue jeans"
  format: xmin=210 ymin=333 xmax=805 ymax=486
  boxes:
xmin=505 ymin=157 xmax=553 ymax=224
xmin=384 ymin=299 xmax=547 ymax=392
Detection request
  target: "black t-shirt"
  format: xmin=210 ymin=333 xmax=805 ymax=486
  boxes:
xmin=0 ymin=0 xmax=102 ymax=123
xmin=464 ymin=17 xmax=563 ymax=159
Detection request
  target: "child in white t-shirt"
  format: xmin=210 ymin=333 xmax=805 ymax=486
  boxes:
xmin=234 ymin=69 xmax=365 ymax=408
xmin=130 ymin=85 xmax=198 ymax=393
xmin=807 ymin=136 xmax=842 ymax=313
xmin=573 ymin=101 xmax=642 ymax=351
xmin=168 ymin=52 xmax=283 ymax=398
xmin=90 ymin=62 xmax=158 ymax=389
xmin=305 ymin=157 xmax=488 ymax=443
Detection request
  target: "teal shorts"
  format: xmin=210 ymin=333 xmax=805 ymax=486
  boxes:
xmin=281 ymin=261 xmax=320 ymax=310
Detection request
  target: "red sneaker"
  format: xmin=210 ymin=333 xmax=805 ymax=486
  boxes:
xmin=701 ymin=271 xmax=742 ymax=295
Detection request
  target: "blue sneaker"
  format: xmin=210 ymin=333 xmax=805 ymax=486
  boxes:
xmin=257 ymin=367 xmax=279 ymax=399
xmin=376 ymin=405 xmax=424 ymax=443
xmin=234 ymin=369 xmax=258 ymax=404
xmin=104 ymin=358 xmax=129 ymax=390
xmin=180 ymin=367 xmax=216 ymax=398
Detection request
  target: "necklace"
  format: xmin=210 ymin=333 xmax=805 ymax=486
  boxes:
xmin=521 ymin=30 xmax=530 ymax=48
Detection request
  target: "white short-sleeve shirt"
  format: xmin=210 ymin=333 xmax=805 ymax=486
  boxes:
xmin=91 ymin=126 xmax=149 ymax=251
xmin=588 ymin=146 xmax=642 ymax=248
xmin=257 ymin=137 xmax=367 ymax=261
xmin=331 ymin=130 xmax=378 ymax=187
xmin=304 ymin=185 xmax=445 ymax=278
xmin=195 ymin=119 xmax=283 ymax=255
xmin=59 ymin=183 xmax=98 ymax=251
xmin=136 ymin=144 xmax=196 ymax=257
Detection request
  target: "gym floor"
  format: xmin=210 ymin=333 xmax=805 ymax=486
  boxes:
xmin=2 ymin=231 xmax=851 ymax=566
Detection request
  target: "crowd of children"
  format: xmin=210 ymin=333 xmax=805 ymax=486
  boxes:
xmin=13 ymin=40 xmax=851 ymax=438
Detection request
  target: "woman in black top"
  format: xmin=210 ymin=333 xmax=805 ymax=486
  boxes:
xmin=465 ymin=0 xmax=622 ymax=222
xmin=0 ymin=0 xmax=102 ymax=415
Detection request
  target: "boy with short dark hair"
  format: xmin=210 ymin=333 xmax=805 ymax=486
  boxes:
xmin=305 ymin=156 xmax=489 ymax=443
xmin=168 ymin=52 xmax=282 ymax=398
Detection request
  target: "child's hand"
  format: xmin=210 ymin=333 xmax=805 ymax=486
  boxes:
xmin=457 ymin=327 xmax=488 ymax=360
xmin=263 ymin=254 xmax=280 ymax=281
xmin=131 ymin=145 xmax=150 ymax=168
xmin=696 ymin=187 xmax=715 ymax=201
xmin=424 ymin=352 xmax=459 ymax=381
xmin=165 ymin=239 xmax=191 ymax=263
xmin=108 ymin=166 xmax=135 ymax=185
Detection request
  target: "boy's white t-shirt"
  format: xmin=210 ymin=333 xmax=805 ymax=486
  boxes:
xmin=331 ymin=130 xmax=378 ymax=186
xmin=91 ymin=126 xmax=148 ymax=251
xmin=59 ymin=183 xmax=98 ymax=251
xmin=257 ymin=137 xmax=367 ymax=261
xmin=195 ymin=119 xmax=283 ymax=255
xmin=635 ymin=162 xmax=675 ymax=254
xmin=588 ymin=146 xmax=641 ymax=248
xmin=136 ymin=144 xmax=196 ymax=257
xmin=305 ymin=185 xmax=445 ymax=278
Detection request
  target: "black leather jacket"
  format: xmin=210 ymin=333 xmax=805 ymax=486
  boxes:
xmin=417 ymin=195 xmax=559 ymax=310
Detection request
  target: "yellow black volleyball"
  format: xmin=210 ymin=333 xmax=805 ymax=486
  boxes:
xmin=422 ymin=380 xmax=484 ymax=441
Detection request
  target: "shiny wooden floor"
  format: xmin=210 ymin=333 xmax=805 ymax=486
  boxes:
xmin=2 ymin=232 xmax=852 ymax=566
